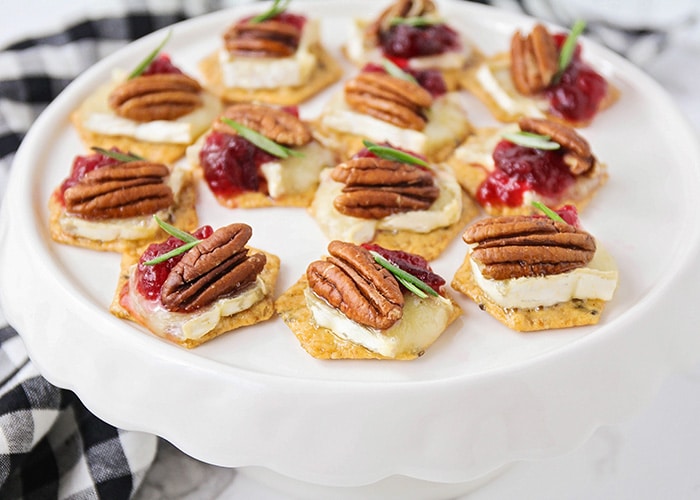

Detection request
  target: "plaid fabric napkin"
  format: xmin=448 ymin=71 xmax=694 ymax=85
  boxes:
xmin=0 ymin=1 xmax=690 ymax=498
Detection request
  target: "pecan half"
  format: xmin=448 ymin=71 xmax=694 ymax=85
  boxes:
xmin=63 ymin=161 xmax=173 ymax=220
xmin=519 ymin=117 xmax=595 ymax=174
xmin=331 ymin=156 xmax=438 ymax=219
xmin=368 ymin=0 xmax=438 ymax=43
xmin=213 ymin=103 xmax=312 ymax=147
xmin=160 ymin=223 xmax=266 ymax=313
xmin=510 ymin=23 xmax=558 ymax=95
xmin=109 ymin=73 xmax=203 ymax=122
xmin=463 ymin=215 xmax=596 ymax=280
xmin=307 ymin=241 xmax=403 ymax=330
xmin=345 ymin=72 xmax=432 ymax=130
xmin=224 ymin=19 xmax=301 ymax=58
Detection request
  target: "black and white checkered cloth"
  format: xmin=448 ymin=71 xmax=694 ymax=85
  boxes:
xmin=0 ymin=0 xmax=693 ymax=498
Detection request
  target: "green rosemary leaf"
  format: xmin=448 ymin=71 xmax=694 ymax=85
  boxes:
xmin=153 ymin=215 xmax=199 ymax=243
xmin=221 ymin=117 xmax=304 ymax=159
xmin=532 ymin=201 xmax=566 ymax=223
xmin=502 ymin=131 xmax=561 ymax=150
xmin=394 ymin=275 xmax=428 ymax=299
xmin=380 ymin=58 xmax=417 ymax=84
xmin=128 ymin=30 xmax=172 ymax=79
xmin=91 ymin=147 xmax=145 ymax=162
xmin=143 ymin=240 xmax=200 ymax=266
xmin=555 ymin=20 xmax=586 ymax=81
xmin=250 ymin=0 xmax=291 ymax=23
xmin=369 ymin=251 xmax=439 ymax=298
xmin=389 ymin=16 xmax=441 ymax=28
xmin=362 ymin=140 xmax=429 ymax=167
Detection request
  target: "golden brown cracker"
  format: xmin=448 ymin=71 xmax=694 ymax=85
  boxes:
xmin=275 ymin=275 xmax=461 ymax=360
xmin=451 ymin=256 xmax=607 ymax=332
xmin=48 ymin=169 xmax=199 ymax=253
xmin=110 ymin=247 xmax=280 ymax=348
xmin=199 ymin=44 xmax=343 ymax=105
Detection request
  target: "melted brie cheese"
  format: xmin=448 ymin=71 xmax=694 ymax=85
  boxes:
xmin=311 ymin=165 xmax=462 ymax=243
xmin=305 ymin=287 xmax=454 ymax=358
xmin=470 ymin=244 xmax=619 ymax=309
xmin=219 ymin=19 xmax=319 ymax=89
xmin=259 ymin=141 xmax=335 ymax=198
xmin=319 ymin=92 xmax=469 ymax=156
xmin=59 ymin=161 xmax=191 ymax=242
xmin=474 ymin=59 xmax=546 ymax=117
xmin=82 ymin=88 xmax=221 ymax=144
xmin=127 ymin=273 xmax=267 ymax=340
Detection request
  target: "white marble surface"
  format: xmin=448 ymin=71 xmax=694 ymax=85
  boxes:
xmin=2 ymin=2 xmax=700 ymax=499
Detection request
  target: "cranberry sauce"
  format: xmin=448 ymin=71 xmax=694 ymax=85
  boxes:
xmin=362 ymin=62 xmax=446 ymax=97
xmin=379 ymin=22 xmax=461 ymax=59
xmin=135 ymin=225 xmax=213 ymax=301
xmin=362 ymin=243 xmax=445 ymax=294
xmin=199 ymin=131 xmax=277 ymax=198
xmin=476 ymin=140 xmax=575 ymax=208
xmin=58 ymin=149 xmax=123 ymax=203
xmin=545 ymin=34 xmax=608 ymax=123
xmin=141 ymin=54 xmax=184 ymax=76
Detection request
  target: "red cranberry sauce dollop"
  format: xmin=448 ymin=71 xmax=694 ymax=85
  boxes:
xmin=57 ymin=149 xmax=124 ymax=204
xmin=476 ymin=140 xmax=575 ymax=208
xmin=544 ymin=34 xmax=608 ymax=123
xmin=362 ymin=62 xmax=446 ymax=97
xmin=361 ymin=243 xmax=445 ymax=295
xmin=134 ymin=225 xmax=214 ymax=301
xmin=379 ymin=22 xmax=461 ymax=60
xmin=141 ymin=54 xmax=184 ymax=76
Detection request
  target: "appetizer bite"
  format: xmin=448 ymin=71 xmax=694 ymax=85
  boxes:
xmin=187 ymin=103 xmax=334 ymax=208
xmin=49 ymin=148 xmax=197 ymax=252
xmin=344 ymin=0 xmax=482 ymax=90
xmin=71 ymin=32 xmax=222 ymax=164
xmin=461 ymin=21 xmax=618 ymax=127
xmin=111 ymin=219 xmax=279 ymax=348
xmin=446 ymin=117 xmax=608 ymax=215
xmin=199 ymin=0 xmax=342 ymax=104
xmin=276 ymin=241 xmax=461 ymax=359
xmin=313 ymin=59 xmax=472 ymax=162
xmin=309 ymin=142 xmax=478 ymax=260
xmin=451 ymin=204 xmax=618 ymax=331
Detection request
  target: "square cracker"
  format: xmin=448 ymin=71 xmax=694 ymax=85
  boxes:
xmin=110 ymin=247 xmax=280 ymax=348
xmin=48 ymin=169 xmax=199 ymax=253
xmin=451 ymin=256 xmax=607 ymax=332
xmin=275 ymin=275 xmax=462 ymax=360
xmin=199 ymin=44 xmax=343 ymax=105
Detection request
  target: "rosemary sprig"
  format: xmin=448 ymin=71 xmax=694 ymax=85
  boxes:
xmin=554 ymin=20 xmax=586 ymax=83
xmin=369 ymin=251 xmax=439 ymax=299
xmin=221 ymin=117 xmax=304 ymax=159
xmin=128 ymin=30 xmax=172 ymax=79
xmin=501 ymin=131 xmax=561 ymax=150
xmin=250 ymin=0 xmax=291 ymax=23
xmin=389 ymin=16 xmax=441 ymax=28
xmin=532 ymin=201 xmax=566 ymax=223
xmin=362 ymin=140 xmax=429 ymax=167
xmin=91 ymin=147 xmax=145 ymax=163
xmin=380 ymin=57 xmax=417 ymax=84
xmin=143 ymin=216 xmax=201 ymax=265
